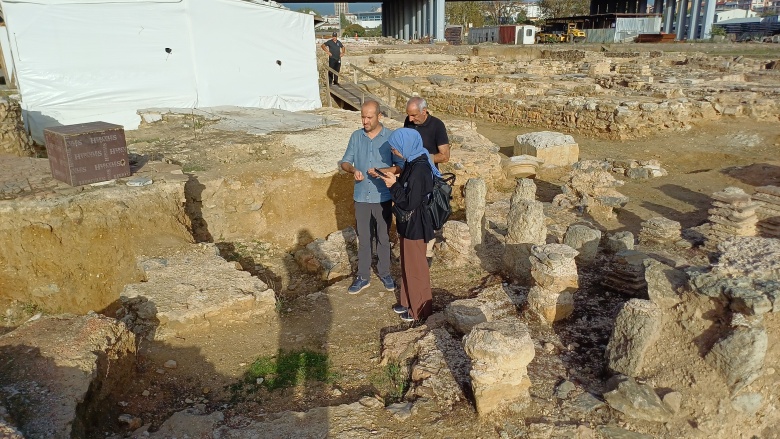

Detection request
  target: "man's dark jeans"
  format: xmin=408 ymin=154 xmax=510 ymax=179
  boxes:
xmin=328 ymin=57 xmax=341 ymax=85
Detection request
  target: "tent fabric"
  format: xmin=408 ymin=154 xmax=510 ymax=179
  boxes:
xmin=0 ymin=0 xmax=322 ymax=142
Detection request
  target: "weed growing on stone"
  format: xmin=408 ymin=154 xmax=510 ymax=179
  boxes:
xmin=369 ymin=362 xmax=409 ymax=405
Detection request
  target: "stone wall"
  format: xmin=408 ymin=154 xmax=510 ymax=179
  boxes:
xmin=0 ymin=97 xmax=35 ymax=157
xmin=421 ymin=88 xmax=779 ymax=140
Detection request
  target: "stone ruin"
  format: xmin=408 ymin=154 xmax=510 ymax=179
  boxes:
xmin=753 ymin=185 xmax=780 ymax=238
xmin=702 ymin=186 xmax=759 ymax=250
xmin=553 ymin=159 xmax=629 ymax=219
xmin=513 ymin=131 xmax=579 ymax=167
xmin=0 ymin=97 xmax=35 ymax=157
xmin=526 ymin=244 xmax=579 ymax=324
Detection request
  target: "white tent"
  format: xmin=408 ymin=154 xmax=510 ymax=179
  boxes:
xmin=0 ymin=0 xmax=322 ymax=142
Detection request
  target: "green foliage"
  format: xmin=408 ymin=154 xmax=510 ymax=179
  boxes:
xmin=344 ymin=23 xmax=367 ymax=37
xmin=182 ymin=163 xmax=206 ymax=173
xmin=710 ymin=25 xmax=727 ymax=37
xmin=244 ymin=350 xmax=333 ymax=391
xmin=296 ymin=7 xmax=320 ymax=15
xmin=226 ymin=350 xmax=333 ymax=401
xmin=369 ymin=362 xmax=409 ymax=405
xmin=538 ymin=0 xmax=590 ymax=19
xmin=340 ymin=13 xmax=350 ymax=29
xmin=446 ymin=1 xmax=484 ymax=28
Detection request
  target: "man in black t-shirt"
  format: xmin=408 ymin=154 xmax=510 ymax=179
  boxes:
xmin=321 ymin=32 xmax=345 ymax=85
xmin=403 ymin=96 xmax=450 ymax=265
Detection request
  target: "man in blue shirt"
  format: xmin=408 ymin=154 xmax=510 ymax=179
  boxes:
xmin=340 ymin=101 xmax=402 ymax=294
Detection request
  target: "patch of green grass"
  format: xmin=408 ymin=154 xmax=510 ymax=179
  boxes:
xmin=244 ymin=350 xmax=334 ymax=391
xmin=369 ymin=362 xmax=409 ymax=405
xmin=182 ymin=163 xmax=206 ymax=173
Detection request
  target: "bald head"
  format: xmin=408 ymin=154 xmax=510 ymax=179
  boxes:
xmin=362 ymin=100 xmax=380 ymax=115
xmin=361 ymin=100 xmax=382 ymax=134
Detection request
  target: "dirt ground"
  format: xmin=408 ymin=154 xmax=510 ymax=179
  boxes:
xmin=76 ymin=100 xmax=780 ymax=438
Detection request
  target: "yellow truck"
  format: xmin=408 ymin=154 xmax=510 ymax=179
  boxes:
xmin=536 ymin=23 xmax=586 ymax=43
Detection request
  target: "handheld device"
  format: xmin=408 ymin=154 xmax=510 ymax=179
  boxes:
xmin=374 ymin=168 xmax=388 ymax=178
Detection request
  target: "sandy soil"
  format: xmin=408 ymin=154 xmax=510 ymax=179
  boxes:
xmin=75 ymin=104 xmax=780 ymax=438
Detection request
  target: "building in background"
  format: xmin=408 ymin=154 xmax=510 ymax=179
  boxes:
xmin=334 ymin=2 xmax=348 ymax=15
xmin=354 ymin=7 xmax=382 ymax=28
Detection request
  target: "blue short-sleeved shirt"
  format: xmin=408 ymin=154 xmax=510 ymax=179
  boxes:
xmin=340 ymin=126 xmax=401 ymax=203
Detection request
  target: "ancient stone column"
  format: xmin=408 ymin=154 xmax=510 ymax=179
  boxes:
xmin=605 ymin=298 xmax=663 ymax=377
xmin=503 ymin=199 xmax=546 ymax=284
xmin=526 ymin=244 xmax=579 ymax=324
xmin=435 ymin=221 xmax=473 ymax=268
xmin=465 ymin=178 xmax=487 ymax=247
xmin=510 ymin=178 xmax=537 ymax=206
xmin=463 ymin=319 xmax=535 ymax=416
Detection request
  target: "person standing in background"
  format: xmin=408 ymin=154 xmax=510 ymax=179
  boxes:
xmin=321 ymin=32 xmax=345 ymax=85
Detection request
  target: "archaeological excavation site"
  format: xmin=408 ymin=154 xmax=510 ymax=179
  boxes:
xmin=1 ymin=41 xmax=780 ymax=439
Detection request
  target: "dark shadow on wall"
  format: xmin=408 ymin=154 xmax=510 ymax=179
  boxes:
xmin=326 ymin=169 xmax=358 ymax=232
xmin=184 ymin=175 xmax=213 ymax=243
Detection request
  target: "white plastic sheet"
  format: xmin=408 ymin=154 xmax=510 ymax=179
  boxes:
xmin=0 ymin=0 xmax=322 ymax=142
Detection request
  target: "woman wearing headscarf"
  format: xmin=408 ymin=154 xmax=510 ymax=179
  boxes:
xmin=373 ymin=128 xmax=441 ymax=322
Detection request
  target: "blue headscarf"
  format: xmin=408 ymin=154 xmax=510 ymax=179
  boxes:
xmin=388 ymin=128 xmax=442 ymax=178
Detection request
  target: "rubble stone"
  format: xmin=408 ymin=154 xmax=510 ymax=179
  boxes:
xmin=644 ymin=259 xmax=686 ymax=309
xmin=603 ymin=375 xmax=672 ymax=423
xmin=605 ymin=299 xmax=663 ymax=377
xmin=294 ymin=227 xmax=358 ymax=280
xmin=563 ymin=224 xmax=602 ymax=264
xmin=0 ymin=315 xmax=136 ymax=439
xmin=753 ymin=185 xmax=780 ymax=238
xmin=444 ymin=284 xmax=518 ymax=335
xmin=463 ymin=319 xmax=535 ymax=416
xmin=606 ymin=231 xmax=635 ymax=254
xmin=706 ymin=318 xmax=767 ymax=394
xmin=603 ymin=250 xmax=649 ymax=297
xmin=553 ymin=160 xmax=628 ymax=219
xmin=639 ymin=217 xmax=681 ymax=245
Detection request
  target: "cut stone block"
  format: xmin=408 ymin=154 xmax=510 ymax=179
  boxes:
xmin=514 ymin=131 xmax=579 ymax=167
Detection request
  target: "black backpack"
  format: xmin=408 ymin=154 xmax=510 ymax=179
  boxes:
xmin=426 ymin=173 xmax=456 ymax=230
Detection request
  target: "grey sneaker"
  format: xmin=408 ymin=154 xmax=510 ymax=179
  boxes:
xmin=348 ymin=277 xmax=370 ymax=294
xmin=380 ymin=275 xmax=395 ymax=291
xmin=399 ymin=310 xmax=415 ymax=323
xmin=392 ymin=304 xmax=407 ymax=314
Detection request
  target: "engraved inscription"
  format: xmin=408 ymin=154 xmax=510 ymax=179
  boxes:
xmin=72 ymin=167 xmax=88 ymax=174
xmin=94 ymin=160 xmax=126 ymax=170
xmin=74 ymin=150 xmax=103 ymax=160
xmin=109 ymin=146 xmax=126 ymax=155
xmin=66 ymin=139 xmax=83 ymax=147
xmin=89 ymin=134 xmax=118 ymax=144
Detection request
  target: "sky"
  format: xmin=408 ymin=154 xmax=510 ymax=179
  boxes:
xmin=282 ymin=3 xmax=381 ymax=15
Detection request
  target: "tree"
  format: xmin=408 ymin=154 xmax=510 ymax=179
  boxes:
xmin=296 ymin=7 xmax=320 ymax=15
xmin=445 ymin=1 xmax=484 ymax=29
xmin=340 ymin=13 xmax=350 ymax=29
xmin=481 ymin=1 xmax=519 ymax=25
xmin=344 ymin=23 xmax=366 ymax=37
xmin=538 ymin=0 xmax=590 ymax=19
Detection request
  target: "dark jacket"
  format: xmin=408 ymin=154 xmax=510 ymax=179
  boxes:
xmin=390 ymin=156 xmax=434 ymax=242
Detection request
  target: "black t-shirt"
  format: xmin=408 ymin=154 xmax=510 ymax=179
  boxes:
xmin=403 ymin=114 xmax=449 ymax=156
xmin=323 ymin=39 xmax=343 ymax=60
